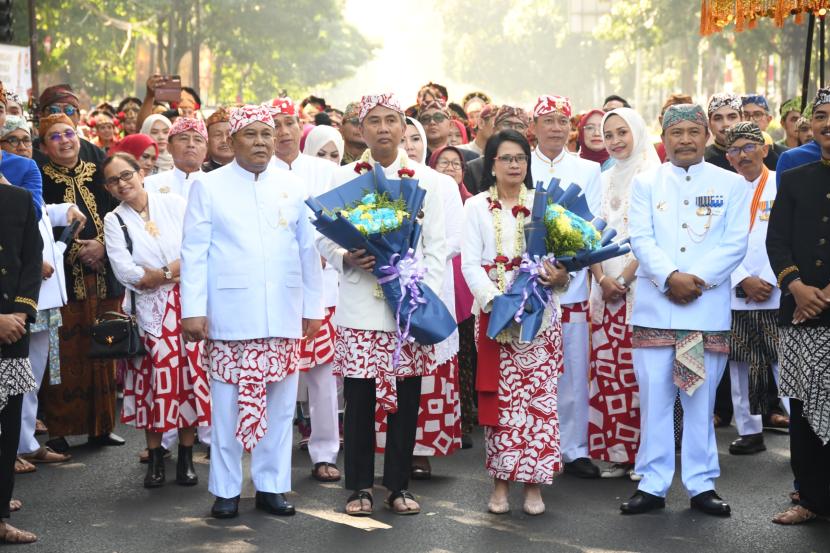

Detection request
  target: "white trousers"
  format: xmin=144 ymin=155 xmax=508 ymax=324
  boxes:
xmin=18 ymin=330 xmax=49 ymax=455
xmin=634 ymin=347 xmax=727 ymax=498
xmin=729 ymin=360 xmax=788 ymax=436
xmin=208 ymin=373 xmax=298 ymax=498
xmin=559 ymin=320 xmax=591 ymax=462
xmin=303 ymin=362 xmax=340 ymax=465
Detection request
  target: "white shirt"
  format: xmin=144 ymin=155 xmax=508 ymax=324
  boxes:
xmin=272 ymin=152 xmax=339 ymax=308
xmin=143 ymin=166 xmax=205 ymax=200
xmin=531 ymin=147 xmax=602 ymax=305
xmin=181 ymin=160 xmax=324 ymax=340
xmin=103 ymin=193 xmax=186 ymax=336
xmin=629 ymin=160 xmax=749 ymax=331
xmin=316 ymin=153 xmax=447 ymax=333
xmin=37 ymin=203 xmax=74 ymax=311
xmin=730 ymin=169 xmax=780 ymax=311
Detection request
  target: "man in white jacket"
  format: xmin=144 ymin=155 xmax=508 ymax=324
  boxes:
xmin=181 ymin=105 xmax=323 ymax=519
xmin=316 ymin=93 xmax=446 ymax=517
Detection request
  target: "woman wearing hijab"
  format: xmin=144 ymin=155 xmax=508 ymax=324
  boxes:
xmin=577 ymin=110 xmax=614 ymax=171
xmin=109 ymin=134 xmax=159 ymax=177
xmin=587 ymin=108 xmax=661 ymax=478
xmin=401 ymin=116 xmax=427 ymax=164
xmin=302 ymin=125 xmax=345 ymax=166
xmin=139 ymin=114 xmax=174 ymax=174
xmin=448 ymin=120 xmax=469 ymax=147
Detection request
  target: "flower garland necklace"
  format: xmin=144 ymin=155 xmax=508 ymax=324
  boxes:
xmin=355 ymin=149 xmax=416 ymax=178
xmin=489 ymin=184 xmax=528 ymax=293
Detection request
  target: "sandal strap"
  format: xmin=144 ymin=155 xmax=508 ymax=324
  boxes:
xmin=388 ymin=490 xmax=416 ymax=504
xmin=347 ymin=490 xmax=373 ymax=507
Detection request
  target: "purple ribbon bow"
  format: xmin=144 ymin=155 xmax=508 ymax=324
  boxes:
xmin=378 ymin=248 xmax=428 ymax=367
xmin=513 ymin=254 xmax=553 ymax=324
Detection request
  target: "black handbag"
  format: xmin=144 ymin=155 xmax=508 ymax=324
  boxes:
xmin=88 ymin=213 xmax=147 ymax=359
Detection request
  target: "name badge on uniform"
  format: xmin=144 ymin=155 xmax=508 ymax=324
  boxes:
xmin=695 ymin=195 xmax=724 ymax=216
xmin=759 ymin=200 xmax=774 ymax=221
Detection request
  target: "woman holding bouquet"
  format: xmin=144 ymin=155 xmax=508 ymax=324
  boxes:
xmin=461 ymin=130 xmax=570 ymax=516
xmin=587 ymin=108 xmax=661 ymax=478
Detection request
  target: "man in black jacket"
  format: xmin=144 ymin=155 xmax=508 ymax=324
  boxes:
xmin=0 ymin=183 xmax=42 ymax=545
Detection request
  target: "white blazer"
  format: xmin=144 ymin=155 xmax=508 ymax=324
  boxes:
xmin=315 ymin=153 xmax=447 ymax=333
xmin=180 ymin=161 xmax=324 ymax=340
xmin=730 ymin=170 xmax=780 ymax=311
xmin=629 ymin=160 xmax=749 ymax=332
xmin=531 ymin=148 xmax=602 ymax=305
xmin=37 ymin=203 xmax=74 ymax=311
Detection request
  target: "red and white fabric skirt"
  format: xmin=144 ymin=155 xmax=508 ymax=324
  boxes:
xmin=482 ymin=322 xmax=563 ymax=484
xmin=122 ymin=286 xmax=211 ymax=432
xmin=375 ymin=355 xmax=462 ymax=456
xmin=298 ymin=307 xmax=336 ymax=371
xmin=588 ymin=301 xmax=640 ymax=464
xmin=333 ymin=326 xmax=436 ymax=413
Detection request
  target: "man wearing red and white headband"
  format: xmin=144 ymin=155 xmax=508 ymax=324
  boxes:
xmin=180 ymin=104 xmax=324 ymax=520
xmin=316 ymin=92 xmax=451 ymax=517
xmin=530 ymin=94 xmax=603 ymax=479
xmin=267 ymin=97 xmax=343 ymax=484
xmin=143 ymin=117 xmax=208 ymax=200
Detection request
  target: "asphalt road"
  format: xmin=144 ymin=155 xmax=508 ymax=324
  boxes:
xmin=10 ymin=417 xmax=829 ymax=553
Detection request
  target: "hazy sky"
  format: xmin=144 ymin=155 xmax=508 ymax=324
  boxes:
xmin=321 ymin=0 xmax=476 ymax=108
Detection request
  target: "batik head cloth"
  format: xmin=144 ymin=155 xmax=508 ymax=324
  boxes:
xmin=661 ymin=104 xmax=708 ymax=131
xmin=725 ymin=121 xmax=764 ymax=147
xmin=269 ymin=97 xmax=297 ymax=117
xmin=358 ymin=93 xmax=403 ymax=123
xmin=533 ymin=95 xmax=572 ymax=118
xmin=707 ymin=93 xmax=742 ymax=117
xmin=38 ymin=113 xmax=75 ymax=138
xmin=779 ymin=97 xmax=801 ymax=116
xmin=205 ymin=106 xmax=231 ymax=128
xmin=1 ymin=114 xmax=30 ymax=138
xmin=494 ymin=105 xmax=529 ymax=127
xmin=418 ymin=98 xmax=449 ymax=115
xmin=228 ymin=104 xmax=275 ymax=135
xmin=741 ymin=94 xmax=769 ymax=112
xmin=169 ymin=117 xmax=208 ymax=141
xmin=814 ymin=86 xmax=830 ymax=111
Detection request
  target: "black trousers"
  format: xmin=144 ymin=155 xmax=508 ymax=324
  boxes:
xmin=343 ymin=376 xmax=421 ymax=493
xmin=789 ymin=399 xmax=830 ymax=515
xmin=0 ymin=394 xmax=24 ymax=519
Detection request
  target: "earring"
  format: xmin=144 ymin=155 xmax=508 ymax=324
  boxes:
xmin=491 ymin=171 xmax=496 ymax=176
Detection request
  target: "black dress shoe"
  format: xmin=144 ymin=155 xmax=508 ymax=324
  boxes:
xmin=88 ymin=433 xmax=126 ymax=446
xmin=211 ymin=496 xmax=240 ymax=519
xmin=45 ymin=437 xmax=70 ymax=454
xmin=461 ymin=433 xmax=473 ymax=449
xmin=690 ymin=491 xmax=731 ymax=517
xmin=176 ymin=445 xmax=198 ymax=486
xmin=620 ymin=491 xmax=666 ymax=514
xmin=729 ymin=433 xmax=766 ymax=455
xmin=564 ymin=457 xmax=600 ymax=479
xmin=144 ymin=447 xmax=166 ymax=488
xmin=255 ymin=492 xmax=295 ymax=516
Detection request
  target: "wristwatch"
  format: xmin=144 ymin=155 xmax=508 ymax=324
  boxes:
xmin=616 ymin=275 xmax=627 ymax=287
xmin=162 ymin=266 xmax=173 ymax=281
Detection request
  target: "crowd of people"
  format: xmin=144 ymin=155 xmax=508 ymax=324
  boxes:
xmin=0 ymin=74 xmax=829 ymax=545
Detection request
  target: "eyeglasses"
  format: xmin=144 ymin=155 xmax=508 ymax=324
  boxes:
xmin=104 ymin=169 xmax=137 ymax=187
xmin=494 ymin=154 xmax=529 ymax=165
xmin=497 ymin=121 xmax=528 ymax=131
xmin=344 ymin=117 xmax=359 ymax=126
xmin=743 ymin=111 xmax=768 ymax=122
xmin=436 ymin=159 xmax=463 ymax=170
xmin=418 ymin=113 xmax=448 ymax=125
xmin=726 ymin=143 xmax=759 ymax=157
xmin=48 ymin=129 xmax=77 ymax=142
xmin=583 ymin=124 xmax=602 ymax=135
xmin=46 ymin=104 xmax=78 ymax=117
xmin=1 ymin=136 xmax=32 ymax=147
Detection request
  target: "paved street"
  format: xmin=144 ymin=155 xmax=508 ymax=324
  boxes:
xmin=11 ymin=418 xmax=829 ymax=553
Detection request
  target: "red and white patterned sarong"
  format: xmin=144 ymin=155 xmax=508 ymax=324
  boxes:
xmin=333 ymin=326 xmax=437 ymax=413
xmin=206 ymin=337 xmax=301 ymax=451
xmin=375 ymin=355 xmax=462 ymax=455
xmin=122 ymin=286 xmax=211 ymax=432
xmin=477 ymin=316 xmax=564 ymax=484
xmin=588 ymin=300 xmax=640 ymax=464
xmin=298 ymin=307 xmax=336 ymax=371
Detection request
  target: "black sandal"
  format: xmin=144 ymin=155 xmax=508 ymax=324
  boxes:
xmin=312 ymin=462 xmax=342 ymax=482
xmin=385 ymin=490 xmax=421 ymax=515
xmin=345 ymin=490 xmax=373 ymax=517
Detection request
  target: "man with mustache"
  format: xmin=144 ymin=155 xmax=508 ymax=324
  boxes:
xmin=201 ymin=107 xmax=233 ymax=173
xmin=180 ymin=104 xmax=324 ymax=519
xmin=723 ymin=122 xmax=783 ymax=457
xmin=143 ymin=118 xmax=207 ymax=200
xmin=622 ymin=104 xmax=748 ymax=517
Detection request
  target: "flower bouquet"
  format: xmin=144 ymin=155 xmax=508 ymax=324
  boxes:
xmin=486 ymin=178 xmax=631 ymax=343
xmin=305 ymin=164 xmax=456 ymax=357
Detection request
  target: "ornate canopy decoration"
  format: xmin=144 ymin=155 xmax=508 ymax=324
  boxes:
xmin=700 ymin=0 xmax=829 ymax=35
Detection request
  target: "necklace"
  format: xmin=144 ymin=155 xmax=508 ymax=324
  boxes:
xmin=490 ymin=184 xmax=527 ymax=293
xmin=135 ymin=200 xmax=160 ymax=237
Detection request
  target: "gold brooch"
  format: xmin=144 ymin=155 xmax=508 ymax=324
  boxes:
xmin=656 ymin=201 xmax=667 ymax=212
